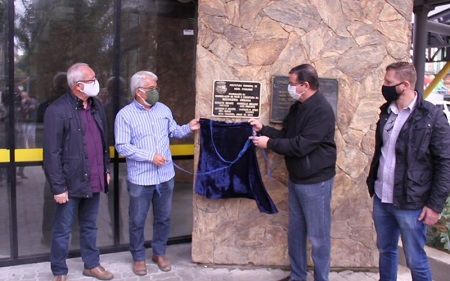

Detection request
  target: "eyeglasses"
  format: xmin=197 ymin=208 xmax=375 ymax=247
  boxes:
xmin=140 ymin=86 xmax=159 ymax=92
xmin=385 ymin=114 xmax=397 ymax=132
xmin=77 ymin=78 xmax=96 ymax=84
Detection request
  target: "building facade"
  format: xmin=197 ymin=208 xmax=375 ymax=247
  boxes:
xmin=0 ymin=0 xmax=197 ymax=265
xmin=0 ymin=0 xmax=414 ymax=269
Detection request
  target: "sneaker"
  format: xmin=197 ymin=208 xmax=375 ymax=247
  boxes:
xmin=82 ymin=265 xmax=114 ymax=280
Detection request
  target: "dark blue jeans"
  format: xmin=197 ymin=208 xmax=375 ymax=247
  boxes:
xmin=373 ymin=195 xmax=431 ymax=281
xmin=288 ymin=178 xmax=333 ymax=281
xmin=128 ymin=178 xmax=174 ymax=261
xmin=50 ymin=193 xmax=100 ymax=276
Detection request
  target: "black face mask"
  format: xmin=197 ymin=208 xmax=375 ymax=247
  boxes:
xmin=381 ymin=82 xmax=404 ymax=102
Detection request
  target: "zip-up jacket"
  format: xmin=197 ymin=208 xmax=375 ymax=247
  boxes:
xmin=43 ymin=91 xmax=110 ymax=197
xmin=366 ymin=95 xmax=450 ymax=213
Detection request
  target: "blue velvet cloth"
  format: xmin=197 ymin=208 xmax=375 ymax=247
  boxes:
xmin=195 ymin=118 xmax=278 ymax=214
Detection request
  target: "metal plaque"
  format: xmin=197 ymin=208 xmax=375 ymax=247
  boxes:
xmin=212 ymin=80 xmax=261 ymax=118
xmin=270 ymin=76 xmax=338 ymax=123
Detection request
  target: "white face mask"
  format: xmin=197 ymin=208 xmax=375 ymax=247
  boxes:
xmin=80 ymin=79 xmax=100 ymax=97
xmin=287 ymin=84 xmax=303 ymax=100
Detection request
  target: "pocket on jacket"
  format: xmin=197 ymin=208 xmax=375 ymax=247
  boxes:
xmin=407 ymin=169 xmax=432 ymax=185
xmin=61 ymin=157 xmax=79 ymax=178
xmin=411 ymin=122 xmax=432 ymax=152
xmin=406 ymin=169 xmax=432 ymax=202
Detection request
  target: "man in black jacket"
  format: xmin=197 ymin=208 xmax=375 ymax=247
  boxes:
xmin=249 ymin=64 xmax=336 ymax=281
xmin=43 ymin=63 xmax=113 ymax=281
xmin=366 ymin=62 xmax=450 ymax=281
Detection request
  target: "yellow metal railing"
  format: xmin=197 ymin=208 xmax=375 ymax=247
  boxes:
xmin=424 ymin=61 xmax=450 ymax=99
xmin=0 ymin=144 xmax=194 ymax=163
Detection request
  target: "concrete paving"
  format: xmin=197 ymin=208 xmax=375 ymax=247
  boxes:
xmin=0 ymin=243 xmax=413 ymax=281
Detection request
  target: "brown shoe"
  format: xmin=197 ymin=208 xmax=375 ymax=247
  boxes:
xmin=83 ymin=265 xmax=114 ymax=280
xmin=132 ymin=260 xmax=147 ymax=276
xmin=152 ymin=255 xmax=171 ymax=271
xmin=52 ymin=276 xmax=67 ymax=281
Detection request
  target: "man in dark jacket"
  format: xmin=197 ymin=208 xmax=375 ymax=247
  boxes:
xmin=366 ymin=61 xmax=450 ymax=281
xmin=249 ymin=64 xmax=336 ymax=281
xmin=43 ymin=63 xmax=113 ymax=281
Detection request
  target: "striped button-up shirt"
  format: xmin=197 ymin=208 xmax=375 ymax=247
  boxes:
xmin=114 ymin=100 xmax=192 ymax=185
xmin=374 ymin=94 xmax=417 ymax=203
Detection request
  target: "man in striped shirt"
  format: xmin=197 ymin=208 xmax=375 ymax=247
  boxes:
xmin=114 ymin=71 xmax=199 ymax=276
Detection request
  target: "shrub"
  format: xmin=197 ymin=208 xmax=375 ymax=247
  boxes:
xmin=427 ymin=196 xmax=450 ymax=252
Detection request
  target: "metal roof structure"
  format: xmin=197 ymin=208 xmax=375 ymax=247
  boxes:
xmin=413 ymin=0 xmax=450 ymax=90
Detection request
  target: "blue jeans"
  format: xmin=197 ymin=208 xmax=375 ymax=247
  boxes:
xmin=50 ymin=193 xmax=100 ymax=276
xmin=288 ymin=178 xmax=333 ymax=281
xmin=128 ymin=178 xmax=174 ymax=261
xmin=373 ymin=195 xmax=431 ymax=281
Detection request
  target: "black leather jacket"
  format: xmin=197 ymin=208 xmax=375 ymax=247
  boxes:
xmin=367 ymin=95 xmax=450 ymax=213
xmin=43 ymin=91 xmax=110 ymax=197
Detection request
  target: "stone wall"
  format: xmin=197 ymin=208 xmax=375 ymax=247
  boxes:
xmin=192 ymin=0 xmax=413 ymax=268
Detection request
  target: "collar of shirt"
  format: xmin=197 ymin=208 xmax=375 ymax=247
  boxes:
xmin=387 ymin=92 xmax=418 ymax=115
xmin=77 ymin=97 xmax=92 ymax=110
xmin=132 ymin=99 xmax=158 ymax=111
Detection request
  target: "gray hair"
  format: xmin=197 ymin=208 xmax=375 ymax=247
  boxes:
xmin=67 ymin=63 xmax=90 ymax=88
xmin=130 ymin=71 xmax=158 ymax=95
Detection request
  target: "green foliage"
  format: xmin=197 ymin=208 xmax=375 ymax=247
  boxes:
xmin=427 ymin=196 xmax=450 ymax=252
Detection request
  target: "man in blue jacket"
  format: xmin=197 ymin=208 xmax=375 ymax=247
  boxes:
xmin=43 ymin=63 xmax=113 ymax=281
xmin=367 ymin=62 xmax=450 ymax=281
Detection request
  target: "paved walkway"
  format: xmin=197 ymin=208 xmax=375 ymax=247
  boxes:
xmin=0 ymin=243 xmax=412 ymax=281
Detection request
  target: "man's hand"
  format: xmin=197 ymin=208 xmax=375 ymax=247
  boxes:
xmin=54 ymin=191 xmax=69 ymax=204
xmin=418 ymin=206 xmax=440 ymax=225
xmin=251 ymin=136 xmax=269 ymax=149
xmin=189 ymin=118 xmax=200 ymax=131
xmin=106 ymin=172 xmax=111 ymax=185
xmin=248 ymin=119 xmax=263 ymax=132
xmin=153 ymin=153 xmax=168 ymax=167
